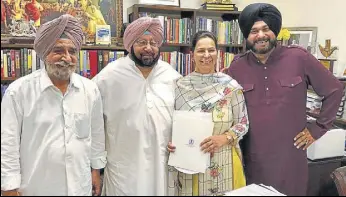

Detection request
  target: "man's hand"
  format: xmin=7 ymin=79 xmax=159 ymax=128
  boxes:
xmin=91 ymin=169 xmax=101 ymax=196
xmin=294 ymin=128 xmax=315 ymax=150
xmin=200 ymin=135 xmax=228 ymax=153
xmin=1 ymin=190 xmax=20 ymax=196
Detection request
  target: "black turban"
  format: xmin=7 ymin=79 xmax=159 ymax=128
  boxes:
xmin=239 ymin=3 xmax=282 ymax=38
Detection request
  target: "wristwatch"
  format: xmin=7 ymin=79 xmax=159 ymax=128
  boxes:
xmin=224 ymin=132 xmax=234 ymax=144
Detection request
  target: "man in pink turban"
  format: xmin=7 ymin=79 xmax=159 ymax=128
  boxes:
xmin=93 ymin=17 xmax=181 ymax=196
xmin=1 ymin=14 xmax=106 ymax=196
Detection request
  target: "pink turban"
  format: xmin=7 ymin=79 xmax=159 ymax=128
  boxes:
xmin=123 ymin=17 xmax=163 ymax=52
xmin=34 ymin=14 xmax=83 ymax=60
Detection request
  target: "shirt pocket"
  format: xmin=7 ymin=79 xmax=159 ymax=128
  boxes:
xmin=74 ymin=113 xmax=91 ymax=139
xmin=278 ymin=76 xmax=304 ymax=103
xmin=242 ymin=84 xmax=258 ymax=106
xmin=279 ymin=76 xmax=303 ymax=88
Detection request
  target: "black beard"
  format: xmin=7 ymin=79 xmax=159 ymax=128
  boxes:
xmin=246 ymin=38 xmax=277 ymax=54
xmin=130 ymin=47 xmax=160 ymax=67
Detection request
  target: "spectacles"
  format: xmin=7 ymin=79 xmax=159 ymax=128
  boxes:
xmin=135 ymin=40 xmax=158 ymax=48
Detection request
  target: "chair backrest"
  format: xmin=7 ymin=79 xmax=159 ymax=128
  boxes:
xmin=331 ymin=166 xmax=346 ymax=196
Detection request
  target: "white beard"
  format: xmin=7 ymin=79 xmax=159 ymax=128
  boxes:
xmin=45 ymin=61 xmax=76 ymax=81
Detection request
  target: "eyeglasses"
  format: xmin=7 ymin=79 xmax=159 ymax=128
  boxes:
xmin=135 ymin=40 xmax=158 ymax=48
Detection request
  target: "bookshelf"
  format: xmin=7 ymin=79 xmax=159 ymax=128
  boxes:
xmin=1 ymin=44 xmax=126 ymax=51
xmin=127 ymin=4 xmax=245 ymax=76
xmin=0 ymin=42 xmax=127 ymax=103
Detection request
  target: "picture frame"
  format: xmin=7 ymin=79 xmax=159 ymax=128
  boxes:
xmin=138 ymin=0 xmax=180 ymax=7
xmin=283 ymin=27 xmax=318 ymax=54
xmin=1 ymin=0 xmax=123 ymax=45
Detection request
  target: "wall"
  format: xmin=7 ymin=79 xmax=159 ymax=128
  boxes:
xmin=122 ymin=0 xmax=346 ymax=75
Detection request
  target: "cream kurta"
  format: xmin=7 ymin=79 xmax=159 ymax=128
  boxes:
xmin=1 ymin=69 xmax=106 ymax=196
xmin=93 ymin=56 xmax=181 ymax=196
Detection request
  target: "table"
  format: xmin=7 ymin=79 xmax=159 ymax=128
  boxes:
xmin=307 ymin=156 xmax=346 ymax=196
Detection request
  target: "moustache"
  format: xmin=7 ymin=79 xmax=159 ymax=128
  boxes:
xmin=255 ymin=38 xmax=270 ymax=43
xmin=141 ymin=52 xmax=155 ymax=57
xmin=54 ymin=61 xmax=76 ymax=68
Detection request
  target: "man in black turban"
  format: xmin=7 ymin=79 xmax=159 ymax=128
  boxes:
xmin=227 ymin=3 xmax=343 ymax=196
xmin=239 ymin=3 xmax=282 ymax=54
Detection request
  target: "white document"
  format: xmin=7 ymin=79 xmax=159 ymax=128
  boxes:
xmin=168 ymin=110 xmax=214 ymax=174
xmin=224 ymin=184 xmax=286 ymax=196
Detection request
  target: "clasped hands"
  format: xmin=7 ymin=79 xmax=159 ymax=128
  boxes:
xmin=167 ymin=134 xmax=229 ymax=154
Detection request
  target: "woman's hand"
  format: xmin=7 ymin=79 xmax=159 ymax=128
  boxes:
xmin=200 ymin=135 xmax=228 ymax=153
xmin=167 ymin=142 xmax=176 ymax=153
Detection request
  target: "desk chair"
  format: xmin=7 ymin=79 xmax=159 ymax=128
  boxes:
xmin=331 ymin=166 xmax=346 ymax=196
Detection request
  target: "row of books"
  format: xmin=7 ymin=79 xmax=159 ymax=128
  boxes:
xmin=1 ymin=49 xmax=125 ymax=79
xmin=139 ymin=13 xmax=243 ymax=45
xmin=196 ymin=17 xmax=243 ymax=45
xmin=139 ymin=13 xmax=193 ymax=44
xmin=159 ymin=51 xmax=235 ymax=76
xmin=2 ymin=49 xmax=235 ymax=80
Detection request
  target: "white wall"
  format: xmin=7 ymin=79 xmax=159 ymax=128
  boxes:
xmin=123 ymin=0 xmax=138 ymax=23
xmin=123 ymin=0 xmax=346 ymax=75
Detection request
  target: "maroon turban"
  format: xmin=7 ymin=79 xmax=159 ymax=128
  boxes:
xmin=34 ymin=14 xmax=83 ymax=60
xmin=123 ymin=17 xmax=163 ymax=52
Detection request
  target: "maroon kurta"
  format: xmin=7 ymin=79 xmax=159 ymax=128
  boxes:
xmin=228 ymin=46 xmax=343 ymax=196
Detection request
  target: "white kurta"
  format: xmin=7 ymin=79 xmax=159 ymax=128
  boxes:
xmin=1 ymin=69 xmax=107 ymax=196
xmin=93 ymin=56 xmax=181 ymax=196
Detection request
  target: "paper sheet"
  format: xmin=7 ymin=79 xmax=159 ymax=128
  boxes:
xmin=168 ymin=110 xmax=214 ymax=173
xmin=224 ymin=184 xmax=286 ymax=196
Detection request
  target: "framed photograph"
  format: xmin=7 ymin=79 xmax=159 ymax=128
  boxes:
xmin=1 ymin=0 xmax=123 ymax=45
xmin=283 ymin=27 xmax=318 ymax=54
xmin=139 ymin=0 xmax=180 ymax=7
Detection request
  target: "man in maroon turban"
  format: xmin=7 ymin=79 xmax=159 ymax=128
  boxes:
xmin=1 ymin=14 xmax=106 ymax=196
xmin=227 ymin=3 xmax=343 ymax=195
xmin=92 ymin=17 xmax=181 ymax=196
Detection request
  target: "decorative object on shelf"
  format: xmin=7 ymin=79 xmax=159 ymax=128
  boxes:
xmin=318 ymin=59 xmax=336 ymax=73
xmin=318 ymin=39 xmax=338 ymax=59
xmin=95 ymin=25 xmax=111 ymax=45
xmin=318 ymin=39 xmax=338 ymax=73
xmin=1 ymin=0 xmax=123 ymax=46
xmin=139 ymin=0 xmax=180 ymax=7
xmin=8 ymin=19 xmax=37 ymax=37
xmin=282 ymin=26 xmax=318 ymax=55
xmin=277 ymin=28 xmax=290 ymax=46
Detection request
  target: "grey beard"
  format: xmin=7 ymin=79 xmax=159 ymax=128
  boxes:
xmin=45 ymin=61 xmax=76 ymax=81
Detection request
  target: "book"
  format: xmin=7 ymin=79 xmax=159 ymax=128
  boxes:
xmin=95 ymin=25 xmax=111 ymax=45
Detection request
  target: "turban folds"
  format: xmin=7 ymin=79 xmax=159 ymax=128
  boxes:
xmin=34 ymin=14 xmax=83 ymax=60
xmin=123 ymin=17 xmax=163 ymax=52
xmin=239 ymin=3 xmax=282 ymax=38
